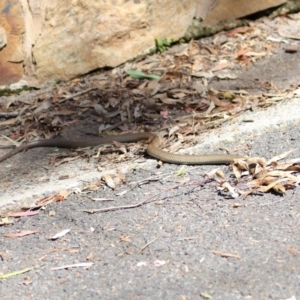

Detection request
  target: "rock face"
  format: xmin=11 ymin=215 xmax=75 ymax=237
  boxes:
xmin=202 ymin=0 xmax=287 ymax=25
xmin=0 ymin=0 xmax=287 ymax=86
xmin=32 ymin=0 xmax=200 ymax=82
xmin=0 ymin=1 xmax=24 ymax=85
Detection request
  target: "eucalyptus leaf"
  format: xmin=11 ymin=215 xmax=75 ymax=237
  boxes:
xmin=126 ymin=70 xmax=160 ymax=80
xmin=0 ymin=267 xmax=34 ymax=279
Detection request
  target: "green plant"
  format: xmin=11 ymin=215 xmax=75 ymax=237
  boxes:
xmin=155 ymin=37 xmax=171 ymax=53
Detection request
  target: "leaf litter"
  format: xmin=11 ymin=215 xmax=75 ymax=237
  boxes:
xmin=210 ymin=150 xmax=300 ymax=198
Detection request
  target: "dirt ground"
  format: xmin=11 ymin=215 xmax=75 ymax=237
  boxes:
xmin=1 ymin=13 xmax=300 ymax=300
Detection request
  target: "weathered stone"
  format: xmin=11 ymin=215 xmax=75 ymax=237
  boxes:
xmin=0 ymin=0 xmax=289 ymax=86
xmin=33 ymin=0 xmax=200 ymax=82
xmin=0 ymin=0 xmax=24 ymax=85
xmin=202 ymin=0 xmax=287 ymax=25
xmin=0 ymin=26 xmax=7 ymax=50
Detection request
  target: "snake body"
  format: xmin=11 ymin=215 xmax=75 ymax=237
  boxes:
xmin=0 ymin=132 xmax=243 ymax=164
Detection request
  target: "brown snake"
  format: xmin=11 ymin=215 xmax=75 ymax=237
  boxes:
xmin=0 ymin=132 xmax=243 ymax=164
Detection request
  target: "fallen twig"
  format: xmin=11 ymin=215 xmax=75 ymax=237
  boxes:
xmin=139 ymin=237 xmax=158 ymax=253
xmin=0 ymin=111 xmax=20 ymax=118
xmin=128 ymin=172 xmax=174 ymax=186
xmin=83 ymin=178 xmax=210 ymax=213
xmin=59 ymin=87 xmax=98 ymax=103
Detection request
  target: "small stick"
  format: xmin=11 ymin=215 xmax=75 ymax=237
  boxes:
xmin=139 ymin=237 xmax=158 ymax=254
xmin=0 ymin=112 xmax=19 ymax=118
xmin=83 ymin=178 xmax=209 ymax=213
xmin=59 ymin=87 xmax=98 ymax=103
xmin=84 ymin=185 xmax=179 ymax=213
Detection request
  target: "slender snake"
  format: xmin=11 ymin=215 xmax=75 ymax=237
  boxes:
xmin=0 ymin=132 xmax=243 ymax=164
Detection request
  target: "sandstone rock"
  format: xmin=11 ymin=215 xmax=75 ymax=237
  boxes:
xmin=202 ymin=0 xmax=287 ymax=26
xmin=0 ymin=0 xmax=288 ymax=86
xmin=0 ymin=1 xmax=24 ymax=85
xmin=32 ymin=0 xmax=200 ymax=82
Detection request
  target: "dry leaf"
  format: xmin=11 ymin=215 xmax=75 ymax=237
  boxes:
xmin=119 ymin=235 xmax=131 ymax=242
xmin=267 ymin=149 xmax=296 ymax=164
xmin=49 ymin=229 xmax=71 ymax=240
xmin=258 ymin=178 xmax=288 ymax=193
xmin=0 ymin=267 xmax=34 ymax=279
xmin=7 ymin=211 xmax=40 ymax=217
xmin=209 ymin=62 xmax=231 ymax=72
xmin=5 ymin=230 xmax=38 ymax=238
xmin=213 ymin=250 xmax=241 ymax=259
xmin=222 ymin=182 xmax=239 ymax=198
xmin=37 ymin=194 xmax=56 ymax=206
xmin=215 ymin=169 xmax=226 ymax=181
xmin=51 ymin=263 xmax=93 ymax=270
xmin=102 ymin=174 xmax=115 ymax=189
